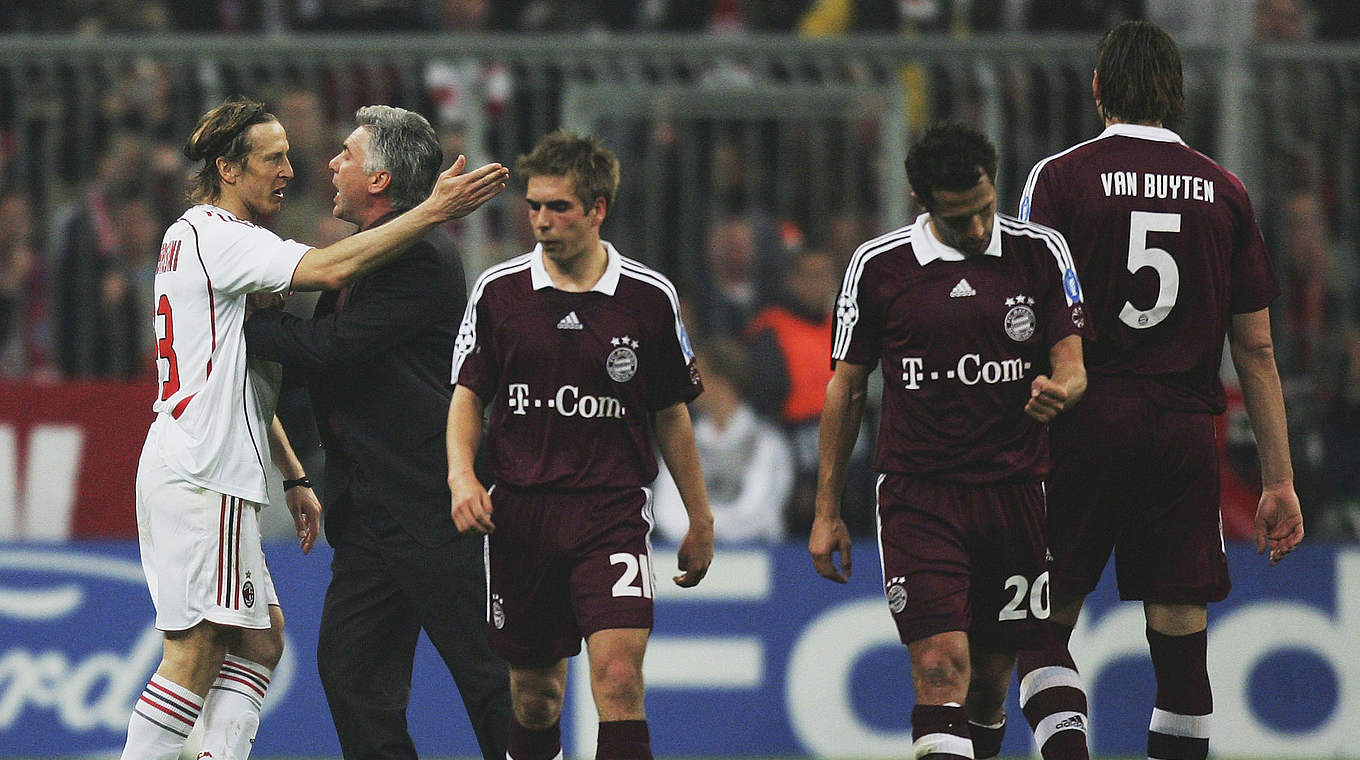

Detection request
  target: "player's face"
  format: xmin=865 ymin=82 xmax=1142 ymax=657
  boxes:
xmin=328 ymin=126 xmax=376 ymax=226
xmin=926 ymin=173 xmax=996 ymax=257
xmin=526 ymin=174 xmax=604 ymax=266
xmin=231 ymin=121 xmax=294 ymax=222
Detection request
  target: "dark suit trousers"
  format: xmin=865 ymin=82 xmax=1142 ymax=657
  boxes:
xmin=316 ymin=503 xmax=510 ymax=759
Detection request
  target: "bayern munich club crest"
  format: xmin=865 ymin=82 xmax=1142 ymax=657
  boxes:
xmin=886 ymin=576 xmax=908 ymax=614
xmin=607 ymin=336 xmax=640 ymax=382
xmin=491 ymin=594 xmax=505 ymax=629
xmin=1003 ymin=294 xmax=1037 ymax=342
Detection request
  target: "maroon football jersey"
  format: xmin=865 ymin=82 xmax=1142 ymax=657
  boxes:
xmin=834 ymin=212 xmax=1089 ymax=483
xmin=1019 ymin=123 xmax=1280 ymax=413
xmin=453 ymin=243 xmax=702 ymax=490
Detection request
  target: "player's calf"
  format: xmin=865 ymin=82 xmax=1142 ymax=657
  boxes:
xmin=1017 ymin=624 xmax=1089 ymax=760
xmin=1147 ymin=626 xmax=1212 ymax=760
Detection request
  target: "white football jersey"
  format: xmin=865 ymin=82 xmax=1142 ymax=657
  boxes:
xmin=142 ymin=204 xmax=311 ymax=503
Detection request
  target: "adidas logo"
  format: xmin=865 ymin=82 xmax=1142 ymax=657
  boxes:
xmin=556 ymin=311 xmax=583 ymax=330
xmin=1054 ymin=715 xmax=1086 ymax=732
xmin=950 ymin=278 xmax=976 ymax=298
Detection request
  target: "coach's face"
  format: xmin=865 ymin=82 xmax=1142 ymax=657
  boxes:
xmin=526 ymin=174 xmax=604 ymax=267
xmin=329 ymin=126 xmax=379 ymax=226
xmin=230 ymin=120 xmax=294 ymax=221
xmin=923 ymin=172 xmax=996 ymax=257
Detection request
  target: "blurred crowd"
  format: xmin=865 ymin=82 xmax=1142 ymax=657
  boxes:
xmin=2 ymin=0 xmax=1359 ymax=38
xmin=2 ymin=0 xmax=1358 ymax=541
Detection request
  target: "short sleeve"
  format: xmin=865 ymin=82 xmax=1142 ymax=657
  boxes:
xmin=831 ymin=262 xmax=882 ymax=368
xmin=203 ymin=219 xmax=310 ymax=296
xmin=1020 ymin=160 xmax=1064 ymax=231
xmin=1029 ymin=224 xmax=1092 ymax=346
xmin=452 ymin=289 xmax=500 ymax=402
xmin=1227 ymin=186 xmax=1281 ymax=314
xmin=646 ymin=295 xmax=703 ymax=411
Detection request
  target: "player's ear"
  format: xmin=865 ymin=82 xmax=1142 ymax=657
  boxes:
xmin=368 ymin=169 xmax=392 ymax=195
xmin=590 ymin=196 xmax=607 ymax=224
xmin=216 ymin=156 xmax=238 ymax=185
xmin=910 ymin=190 xmax=929 ymax=213
xmin=1091 ymin=69 xmax=1101 ymax=103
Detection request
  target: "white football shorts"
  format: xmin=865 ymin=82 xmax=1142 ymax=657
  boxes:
xmin=135 ymin=445 xmax=278 ymax=631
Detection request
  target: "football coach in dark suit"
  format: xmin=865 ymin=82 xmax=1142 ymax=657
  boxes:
xmin=245 ymin=105 xmax=510 ymax=759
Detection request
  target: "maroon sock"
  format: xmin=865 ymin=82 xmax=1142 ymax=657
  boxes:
xmin=596 ymin=719 xmax=651 ymax=760
xmin=1017 ymin=623 xmax=1089 ymax=760
xmin=968 ymin=717 xmax=1005 ymax=759
xmin=911 ymin=703 xmax=971 ymax=759
xmin=1147 ymin=627 xmax=1211 ymax=760
xmin=508 ymin=717 xmax=561 ymax=760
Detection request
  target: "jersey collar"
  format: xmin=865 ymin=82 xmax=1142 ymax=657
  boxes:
xmin=529 ymin=240 xmax=623 ymax=295
xmin=1100 ymin=122 xmax=1187 ymax=145
xmin=911 ymin=211 xmax=1002 ymax=265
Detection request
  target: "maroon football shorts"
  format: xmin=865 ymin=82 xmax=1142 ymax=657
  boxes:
xmin=486 ymin=484 xmax=654 ymax=667
xmin=876 ymin=473 xmax=1049 ymax=650
xmin=1046 ymin=382 xmax=1230 ymax=604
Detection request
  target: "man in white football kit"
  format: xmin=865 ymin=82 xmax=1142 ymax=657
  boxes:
xmin=123 ymin=97 xmax=508 ymax=760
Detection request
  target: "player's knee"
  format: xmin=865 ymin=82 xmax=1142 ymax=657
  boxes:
xmin=909 ymin=637 xmax=970 ymax=701
xmin=590 ymin=658 xmax=644 ymax=710
xmin=246 ymin=607 xmax=286 ymax=669
xmin=256 ymin=629 xmax=285 ymax=670
xmin=511 ymin=680 xmax=564 ymax=729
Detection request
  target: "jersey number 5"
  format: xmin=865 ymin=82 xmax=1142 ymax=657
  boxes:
xmin=1119 ymin=210 xmax=1182 ymax=329
xmin=156 ymin=295 xmax=180 ymax=400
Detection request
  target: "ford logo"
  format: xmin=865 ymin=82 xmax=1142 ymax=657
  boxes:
xmin=0 ymin=545 xmax=294 ymax=754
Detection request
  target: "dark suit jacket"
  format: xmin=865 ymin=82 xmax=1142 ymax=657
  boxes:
xmin=244 ymin=224 xmax=466 ymax=548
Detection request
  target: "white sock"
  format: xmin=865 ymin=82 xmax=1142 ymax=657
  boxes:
xmin=121 ymin=674 xmax=203 ymax=760
xmin=198 ymin=654 xmax=273 ymax=759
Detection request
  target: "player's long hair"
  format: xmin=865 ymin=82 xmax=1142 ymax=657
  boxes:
xmin=355 ymin=105 xmax=442 ymax=212
xmin=904 ymin=122 xmax=997 ymax=211
xmin=183 ymin=97 xmax=277 ymax=204
xmin=1095 ymin=20 xmax=1184 ymax=126
xmin=516 ymin=130 xmax=620 ymax=214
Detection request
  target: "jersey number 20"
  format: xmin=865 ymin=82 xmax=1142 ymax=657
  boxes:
xmin=1119 ymin=211 xmax=1182 ymax=329
xmin=999 ymin=571 xmax=1050 ymax=621
xmin=155 ymin=295 xmax=180 ymax=400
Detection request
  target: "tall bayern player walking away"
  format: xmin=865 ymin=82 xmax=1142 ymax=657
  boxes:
xmin=810 ymin=123 xmax=1088 ymax=760
xmin=1014 ymin=21 xmax=1305 ymax=760
xmin=447 ymin=130 xmax=714 ymax=760
xmin=124 ymin=96 xmax=507 ymax=760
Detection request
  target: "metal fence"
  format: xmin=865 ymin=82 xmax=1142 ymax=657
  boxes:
xmin=1 ymin=31 xmax=1358 ymax=526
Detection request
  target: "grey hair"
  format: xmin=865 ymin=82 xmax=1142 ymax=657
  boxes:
xmin=354 ymin=105 xmax=442 ymax=211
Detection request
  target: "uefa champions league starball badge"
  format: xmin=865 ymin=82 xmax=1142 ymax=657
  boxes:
xmin=607 ymin=336 xmax=639 ymax=382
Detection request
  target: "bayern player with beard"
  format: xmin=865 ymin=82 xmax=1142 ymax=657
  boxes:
xmin=1014 ymin=21 xmax=1304 ymax=760
xmin=811 ymin=123 xmax=1088 ymax=760
xmin=123 ymin=96 xmax=506 ymax=760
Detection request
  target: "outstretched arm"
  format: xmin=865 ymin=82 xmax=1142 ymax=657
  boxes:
xmin=291 ymin=156 xmax=507 ymax=291
xmin=810 ymin=361 xmax=870 ymax=584
xmin=1229 ymin=307 xmax=1304 ymax=564
xmin=654 ymin=402 xmax=714 ymax=588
